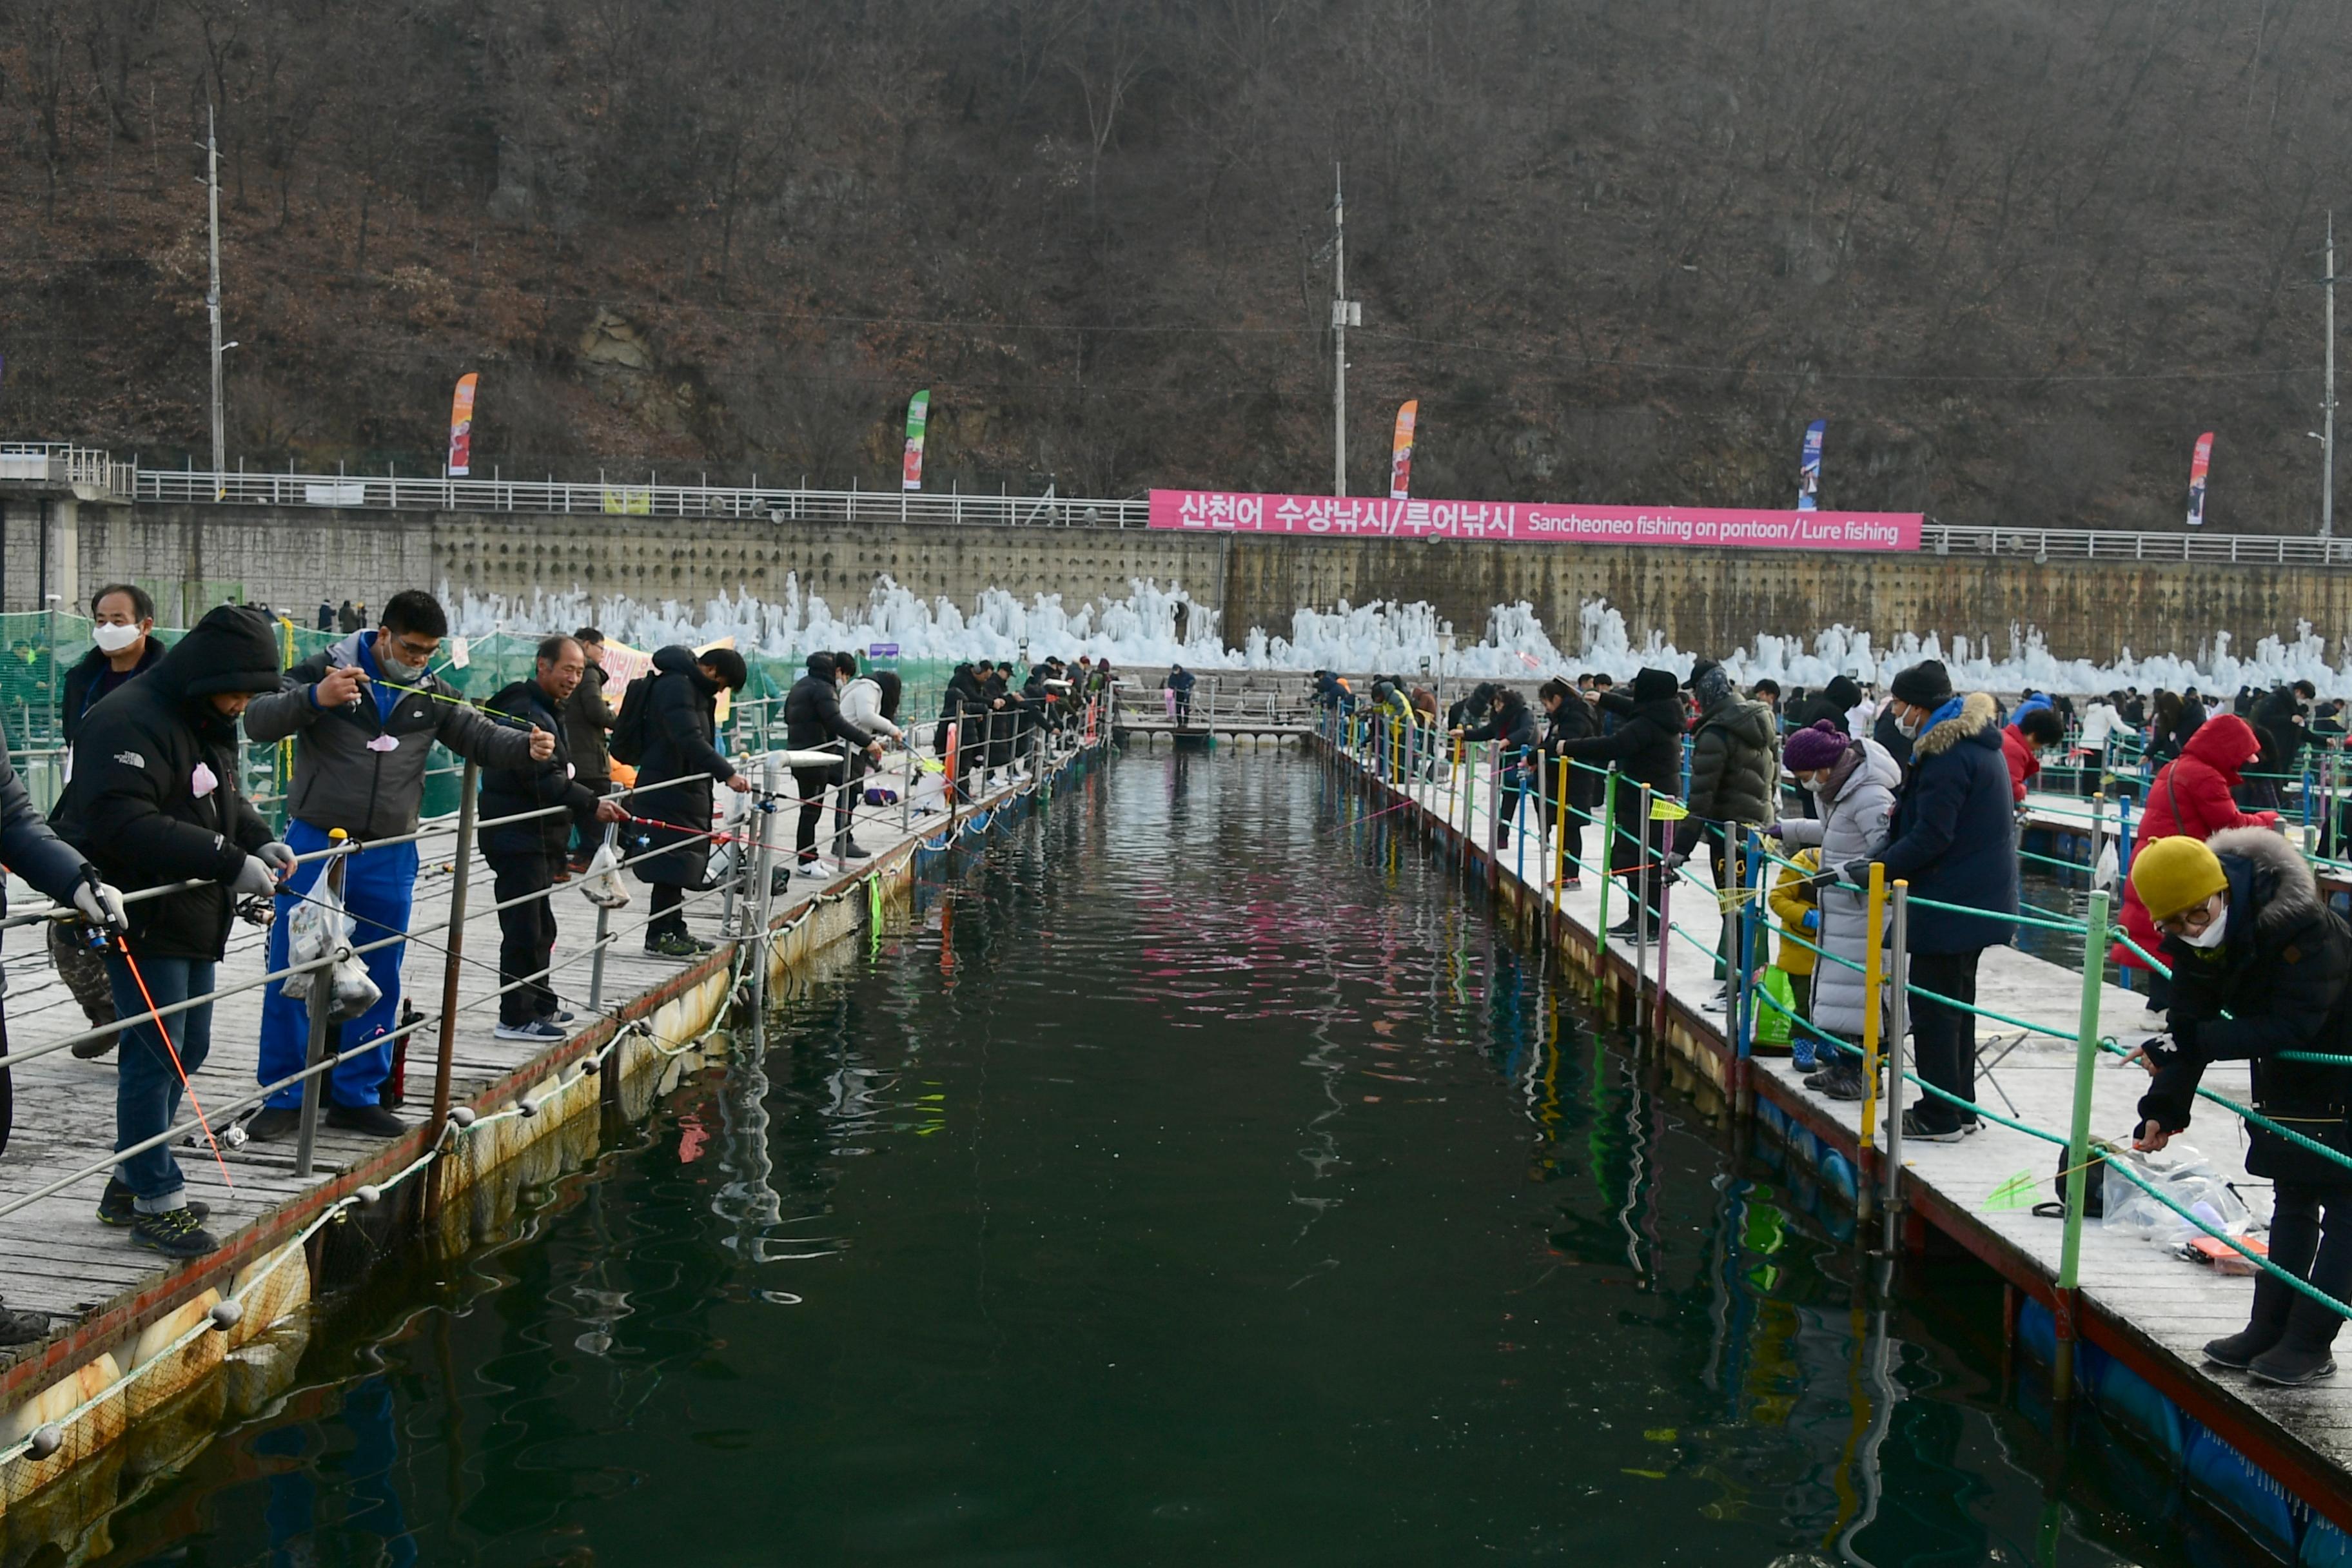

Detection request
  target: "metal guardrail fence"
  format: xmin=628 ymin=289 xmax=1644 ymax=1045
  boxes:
xmin=0 ymin=444 xmax=136 ymax=502
xmin=0 ymin=442 xmax=2322 ymax=561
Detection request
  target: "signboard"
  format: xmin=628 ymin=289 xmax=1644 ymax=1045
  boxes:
xmin=447 ymin=373 xmax=478 ymax=476
xmin=1797 ymin=419 xmax=1825 ymax=511
xmin=2187 ymin=431 xmax=2213 ymax=527
xmin=868 ymin=642 xmax=899 ymax=658
xmin=1146 ymin=490 xmax=1921 ymax=552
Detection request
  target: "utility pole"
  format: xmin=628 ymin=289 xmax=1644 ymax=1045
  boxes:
xmin=2324 ymin=210 xmax=2337 ymax=541
xmin=206 ymin=105 xmax=225 ymax=500
xmin=1330 ymin=164 xmax=1358 ymax=499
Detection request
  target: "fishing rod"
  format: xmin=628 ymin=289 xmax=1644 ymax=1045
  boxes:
xmin=106 ymin=930 xmax=238 ymax=1190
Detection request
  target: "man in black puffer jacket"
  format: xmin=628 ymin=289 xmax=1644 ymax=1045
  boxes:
xmin=785 ymin=652 xmax=883 ymax=874
xmin=479 ymin=636 xmax=627 ymax=1039
xmin=1457 ymin=685 xmax=1539 ymax=849
xmin=1557 ymin=667 xmax=1686 ymax=939
xmin=1828 ymin=660 xmax=2017 ymax=1140
xmin=1672 ymin=661 xmax=1779 ymax=992
xmin=628 ymin=645 xmax=750 ymax=957
xmin=1784 ymin=674 xmax=1863 ymax=819
xmin=2132 ymin=828 xmax=2352 ymax=1386
xmin=55 ymin=604 xmax=286 ymax=1260
xmin=1534 ymin=679 xmax=1600 ymax=883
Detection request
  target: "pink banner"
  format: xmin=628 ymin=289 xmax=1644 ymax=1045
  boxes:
xmin=1148 ymin=489 xmax=1921 ymax=551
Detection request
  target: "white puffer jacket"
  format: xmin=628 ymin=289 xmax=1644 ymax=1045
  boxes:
xmin=840 ymin=676 xmax=904 ymax=741
xmin=1772 ymin=736 xmax=1902 ymax=1036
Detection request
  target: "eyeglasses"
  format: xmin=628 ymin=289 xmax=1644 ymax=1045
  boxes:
xmin=385 ymin=633 xmax=440 ymax=663
xmin=2155 ymin=896 xmax=2222 ymax=936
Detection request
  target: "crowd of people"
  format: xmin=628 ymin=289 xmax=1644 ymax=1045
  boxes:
xmin=0 ymin=586 xmax=1115 ymax=1331
xmin=1327 ymin=656 xmax=2352 ymax=1387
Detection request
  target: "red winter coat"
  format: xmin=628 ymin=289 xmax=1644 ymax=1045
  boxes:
xmin=2001 ymin=725 xmax=2041 ymax=803
xmin=2110 ymin=714 xmax=2278 ymax=972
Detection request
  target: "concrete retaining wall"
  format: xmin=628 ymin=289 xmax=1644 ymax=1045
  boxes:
xmin=6 ymin=499 xmax=2342 ymax=668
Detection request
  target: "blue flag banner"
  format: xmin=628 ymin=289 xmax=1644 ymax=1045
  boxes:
xmin=1797 ymin=420 xmax=1825 ymax=512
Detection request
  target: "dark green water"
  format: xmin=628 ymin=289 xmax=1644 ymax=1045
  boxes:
xmin=98 ymin=753 xmax=2252 ymax=1566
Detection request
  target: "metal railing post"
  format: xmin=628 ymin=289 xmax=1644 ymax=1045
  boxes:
xmin=293 ymin=837 xmax=353 ymax=1179
xmin=1881 ymin=881 xmax=1911 ymax=1255
xmin=588 ymin=819 xmax=615 ymax=1013
xmin=430 ymin=758 xmax=481 ymax=1133
xmin=754 ymin=753 xmax=780 ymax=1010
xmin=2053 ymin=887 xmax=2113 ymax=1404
xmin=1651 ymin=819 xmax=1672 ymax=1038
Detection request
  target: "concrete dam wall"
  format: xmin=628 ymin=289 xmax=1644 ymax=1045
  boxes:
xmin=1 ymin=498 xmax=2339 ymax=667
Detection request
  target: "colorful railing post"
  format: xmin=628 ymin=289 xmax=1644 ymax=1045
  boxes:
xmin=2053 ymin=887 xmax=2113 ymax=1404
xmin=1856 ymin=862 xmax=1888 ymax=1224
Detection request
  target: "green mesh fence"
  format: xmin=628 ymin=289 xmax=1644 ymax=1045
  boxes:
xmin=10 ymin=612 xmax=964 ymax=826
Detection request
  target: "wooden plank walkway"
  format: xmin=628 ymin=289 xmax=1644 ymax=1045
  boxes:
xmin=1335 ymin=740 xmax=2352 ymax=1515
xmin=0 ymin=747 xmax=1031 ymax=1363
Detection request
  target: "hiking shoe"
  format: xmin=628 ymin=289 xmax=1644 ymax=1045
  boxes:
xmin=325 ymin=1103 xmax=406 ymax=1137
xmin=130 ymin=1207 xmax=220 ymax=1259
xmin=836 ymin=841 xmax=872 ymax=861
xmin=71 ymin=1032 xmax=119 ymax=1060
xmin=538 ymin=1008 xmax=576 ymax=1025
xmin=2249 ymin=1344 xmax=2338 ymax=1387
xmin=645 ymin=930 xmax=703 ymax=959
xmin=244 ymin=1106 xmax=303 ymax=1142
xmin=1814 ymin=1066 xmax=1867 ymax=1102
xmin=1901 ymin=1108 xmax=1966 ymax=1143
xmin=98 ymin=1178 xmax=208 ymax=1228
xmin=0 ymin=1300 xmax=49 ymax=1346
xmin=2204 ymin=1328 xmax=2282 ymax=1370
xmin=494 ymin=1018 xmax=566 ymax=1043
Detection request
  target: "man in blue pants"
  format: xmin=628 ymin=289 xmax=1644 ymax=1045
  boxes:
xmin=241 ymin=591 xmax=546 ymax=1138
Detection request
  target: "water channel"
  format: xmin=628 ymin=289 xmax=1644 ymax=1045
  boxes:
xmin=95 ymin=752 xmax=2254 ymax=1565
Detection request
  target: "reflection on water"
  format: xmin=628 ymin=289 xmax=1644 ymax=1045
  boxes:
xmin=91 ymin=751 xmax=2245 ymax=1566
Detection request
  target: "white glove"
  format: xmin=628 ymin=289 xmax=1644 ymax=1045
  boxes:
xmin=257 ymin=841 xmax=299 ymax=877
xmin=72 ymin=877 xmax=127 ymax=930
xmin=230 ymin=856 xmax=279 ymax=897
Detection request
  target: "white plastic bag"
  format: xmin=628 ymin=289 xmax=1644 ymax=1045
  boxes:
xmin=281 ymin=876 xmax=382 ymax=1023
xmin=2102 ymin=1142 xmax=2250 ymax=1248
xmin=580 ymin=841 xmax=632 ymax=910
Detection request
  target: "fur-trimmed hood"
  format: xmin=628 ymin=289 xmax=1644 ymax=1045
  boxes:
xmin=1913 ymin=691 xmax=2001 ymax=758
xmin=2210 ymin=825 xmax=2322 ymax=934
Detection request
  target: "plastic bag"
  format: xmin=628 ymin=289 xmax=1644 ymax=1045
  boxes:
xmin=580 ymin=841 xmax=631 ymax=910
xmin=2101 ymin=1142 xmax=2251 ymax=1248
xmin=864 ymin=785 xmax=900 ymax=807
xmin=281 ymin=876 xmax=381 ymax=1023
xmin=1754 ymin=968 xmax=1795 ymax=1048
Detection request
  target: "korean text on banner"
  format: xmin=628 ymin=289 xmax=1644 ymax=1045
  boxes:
xmin=2187 ymin=431 xmax=2213 ymax=527
xmin=903 ymin=389 xmax=930 ymax=492
xmin=447 ymin=373 xmax=478 ymax=477
xmin=1389 ymin=400 xmax=1418 ymax=501
xmin=1146 ymin=490 xmax=1921 ymax=553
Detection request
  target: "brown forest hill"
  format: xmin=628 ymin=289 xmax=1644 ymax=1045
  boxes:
xmin=0 ymin=0 xmax=2345 ymax=533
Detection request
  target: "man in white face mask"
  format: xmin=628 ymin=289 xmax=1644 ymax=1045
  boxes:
xmin=2131 ymin=829 xmax=2352 ymax=1387
xmin=63 ymin=583 xmax=166 ymax=752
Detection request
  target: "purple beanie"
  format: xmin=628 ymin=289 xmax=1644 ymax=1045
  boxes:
xmin=1783 ymin=720 xmax=1848 ymax=772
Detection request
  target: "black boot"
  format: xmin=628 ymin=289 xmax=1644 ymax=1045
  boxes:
xmin=2206 ymin=1271 xmax=2295 ymax=1369
xmin=2249 ymin=1292 xmax=2342 ymax=1385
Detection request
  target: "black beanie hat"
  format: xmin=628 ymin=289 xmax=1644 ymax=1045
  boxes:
xmin=1890 ymin=660 xmax=1953 ymax=708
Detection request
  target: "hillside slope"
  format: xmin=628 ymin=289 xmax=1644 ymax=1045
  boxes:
xmin=1 ymin=0 xmax=2342 ymax=532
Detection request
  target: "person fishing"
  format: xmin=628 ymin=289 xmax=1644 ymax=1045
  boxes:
xmin=240 ymin=591 xmax=548 ymax=1138
xmin=54 ymin=604 xmax=282 ymax=1260
xmin=787 ymin=652 xmax=884 ymax=875
xmin=480 ymin=636 xmax=627 ymax=1042
xmin=627 ymin=645 xmax=751 ymax=956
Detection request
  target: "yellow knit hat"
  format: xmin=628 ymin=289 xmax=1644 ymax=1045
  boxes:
xmin=2130 ymin=836 xmax=2227 ymax=923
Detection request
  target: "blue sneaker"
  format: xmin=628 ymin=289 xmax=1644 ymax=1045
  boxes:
xmin=1791 ymin=1038 xmax=1818 ymax=1072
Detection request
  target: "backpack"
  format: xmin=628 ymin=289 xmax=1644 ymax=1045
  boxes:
xmin=607 ymin=676 xmax=655 ymax=767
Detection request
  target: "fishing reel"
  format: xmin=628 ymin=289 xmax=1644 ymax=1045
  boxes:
xmin=235 ymin=894 xmax=277 ymax=928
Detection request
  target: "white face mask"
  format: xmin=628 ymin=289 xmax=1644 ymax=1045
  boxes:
xmin=2178 ymin=899 xmax=2229 ymax=950
xmin=1895 ymin=710 xmax=1923 ymax=740
xmin=92 ymin=622 xmax=144 ymax=655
